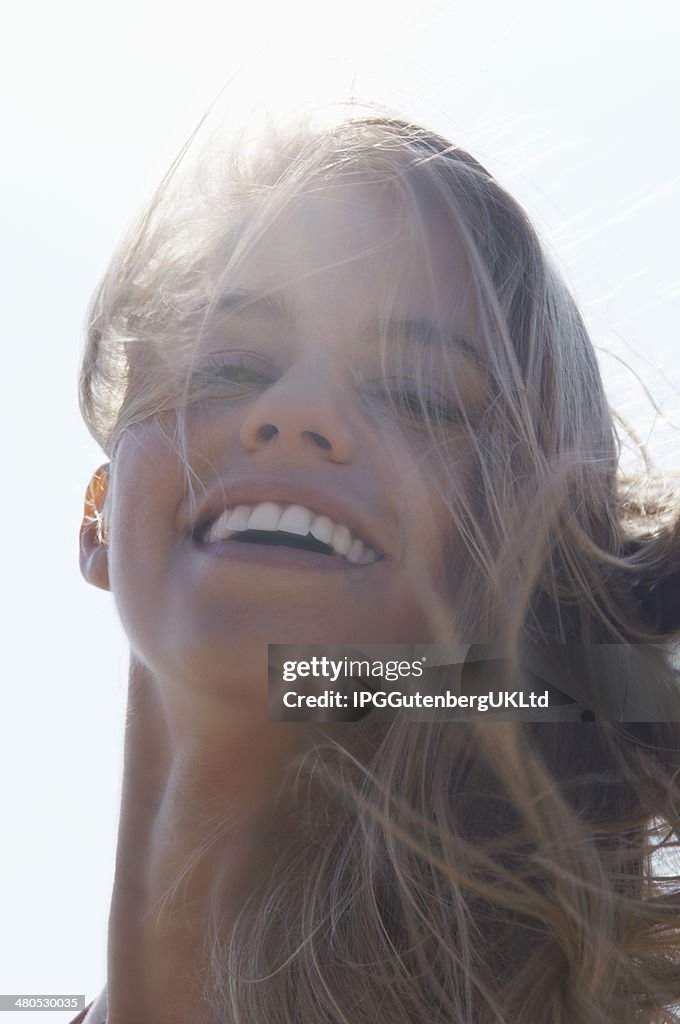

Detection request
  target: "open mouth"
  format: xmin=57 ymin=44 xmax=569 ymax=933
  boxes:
xmin=193 ymin=501 xmax=381 ymax=565
xmin=228 ymin=528 xmax=335 ymax=556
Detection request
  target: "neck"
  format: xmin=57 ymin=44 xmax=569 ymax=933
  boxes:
xmin=105 ymin=660 xmax=310 ymax=1024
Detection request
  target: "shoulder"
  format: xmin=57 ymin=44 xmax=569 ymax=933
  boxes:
xmin=68 ymin=988 xmax=107 ymax=1024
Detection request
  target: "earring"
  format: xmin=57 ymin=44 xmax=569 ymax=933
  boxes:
xmin=85 ymin=468 xmax=110 ymax=545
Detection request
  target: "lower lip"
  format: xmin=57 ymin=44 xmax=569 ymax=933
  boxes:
xmin=192 ymin=537 xmax=381 ymax=573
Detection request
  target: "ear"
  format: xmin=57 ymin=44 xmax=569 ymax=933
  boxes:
xmin=79 ymin=464 xmax=111 ymax=591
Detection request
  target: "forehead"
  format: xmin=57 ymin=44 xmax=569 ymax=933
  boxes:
xmin=223 ymin=182 xmax=476 ymax=331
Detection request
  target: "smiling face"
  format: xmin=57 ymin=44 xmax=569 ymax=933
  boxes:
xmin=91 ymin=182 xmax=487 ymax=698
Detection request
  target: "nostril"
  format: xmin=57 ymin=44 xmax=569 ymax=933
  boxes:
xmin=257 ymin=424 xmax=278 ymax=442
xmin=304 ymin=430 xmax=332 ymax=451
xmin=251 ymin=423 xmax=334 ymax=451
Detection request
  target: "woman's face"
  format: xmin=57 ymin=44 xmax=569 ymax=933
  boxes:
xmin=98 ymin=183 xmax=487 ymax=697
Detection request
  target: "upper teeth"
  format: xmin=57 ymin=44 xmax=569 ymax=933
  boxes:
xmin=201 ymin=502 xmax=379 ymax=565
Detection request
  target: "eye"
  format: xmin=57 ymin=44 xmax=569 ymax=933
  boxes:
xmin=360 ymin=377 xmax=466 ymax=428
xmin=190 ymin=352 xmax=276 ymax=397
xmin=393 ymin=385 xmax=465 ymax=426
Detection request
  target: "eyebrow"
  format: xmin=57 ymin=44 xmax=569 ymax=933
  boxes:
xmin=216 ymin=288 xmax=292 ymax=321
xmin=215 ymin=289 xmax=481 ymax=365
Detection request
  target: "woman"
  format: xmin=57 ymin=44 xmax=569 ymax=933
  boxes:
xmin=73 ymin=110 xmax=680 ymax=1023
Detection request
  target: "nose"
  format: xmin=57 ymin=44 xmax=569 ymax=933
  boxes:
xmin=238 ymin=363 xmax=354 ymax=463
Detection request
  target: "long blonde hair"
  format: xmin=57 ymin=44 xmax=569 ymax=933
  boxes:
xmin=81 ymin=109 xmax=680 ymax=1022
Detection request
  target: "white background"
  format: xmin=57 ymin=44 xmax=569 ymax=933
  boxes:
xmin=1 ymin=0 xmax=679 ymax=1020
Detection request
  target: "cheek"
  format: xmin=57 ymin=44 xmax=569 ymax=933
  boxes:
xmin=378 ymin=430 xmax=457 ymax=543
xmin=106 ymin=424 xmax=186 ymax=630
xmin=390 ymin=431 xmax=479 ymax=598
xmin=109 ymin=421 xmax=186 ymax=534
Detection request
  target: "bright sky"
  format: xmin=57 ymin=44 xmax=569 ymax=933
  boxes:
xmin=2 ymin=0 xmax=679 ymax=1020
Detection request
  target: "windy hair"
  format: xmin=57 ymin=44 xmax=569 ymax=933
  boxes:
xmin=81 ymin=108 xmax=680 ymax=1023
